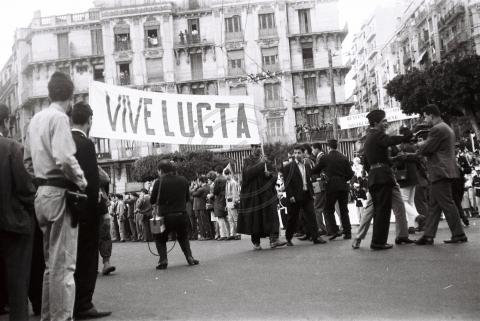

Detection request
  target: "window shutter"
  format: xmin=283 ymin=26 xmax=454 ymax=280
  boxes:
xmin=146 ymin=58 xmax=163 ymax=82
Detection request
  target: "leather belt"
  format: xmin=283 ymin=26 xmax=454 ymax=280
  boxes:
xmin=34 ymin=177 xmax=78 ymax=191
xmin=370 ymin=163 xmax=389 ymax=170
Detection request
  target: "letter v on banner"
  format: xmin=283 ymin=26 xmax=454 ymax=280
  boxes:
xmin=88 ymin=81 xmax=261 ymax=146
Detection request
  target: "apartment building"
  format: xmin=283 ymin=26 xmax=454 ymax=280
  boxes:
xmin=0 ymin=0 xmax=350 ymax=192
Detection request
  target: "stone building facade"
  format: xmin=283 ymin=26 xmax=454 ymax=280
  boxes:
xmin=0 ymin=0 xmax=350 ymax=192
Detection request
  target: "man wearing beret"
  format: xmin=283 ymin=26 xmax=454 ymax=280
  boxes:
xmin=363 ymin=109 xmax=412 ymax=250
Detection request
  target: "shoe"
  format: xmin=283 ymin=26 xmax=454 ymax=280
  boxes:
xmin=217 ymin=237 xmax=227 ymax=241
xmin=462 ymin=219 xmax=470 ymax=227
xmin=318 ymin=230 xmax=327 ymax=236
xmin=75 ymin=307 xmax=112 ymax=320
xmin=395 ymin=237 xmax=415 ymax=245
xmin=370 ymin=243 xmax=393 ymax=250
xmin=253 ymin=243 xmax=262 ymax=250
xmin=415 ymin=236 xmax=434 ymax=245
xmin=187 ymin=257 xmax=200 ymax=266
xmin=297 ymin=235 xmax=310 ymax=241
xmin=120 ymin=239 xmax=126 ymax=243
xmin=343 ymin=234 xmax=352 ymax=240
xmin=286 ymin=240 xmax=294 ymax=246
xmin=444 ymin=235 xmax=468 ymax=244
xmin=329 ymin=232 xmax=342 ymax=241
xmin=293 ymin=233 xmax=304 ymax=238
xmin=408 ymin=227 xmax=416 ymax=234
xmin=352 ymin=238 xmax=361 ymax=249
xmin=102 ymin=266 xmax=116 ymax=276
xmin=313 ymin=237 xmax=327 ymax=244
xmin=156 ymin=262 xmax=168 ymax=270
xmin=235 ymin=235 xmax=241 ymax=240
xmin=227 ymin=236 xmax=236 ymax=240
xmin=270 ymin=240 xmax=287 ymax=248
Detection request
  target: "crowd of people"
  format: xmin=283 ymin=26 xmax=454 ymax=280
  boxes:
xmin=0 ymin=71 xmax=476 ymax=321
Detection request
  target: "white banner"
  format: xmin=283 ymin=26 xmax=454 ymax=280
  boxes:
xmin=89 ymin=81 xmax=260 ymax=145
xmin=338 ymin=107 xmax=419 ymax=130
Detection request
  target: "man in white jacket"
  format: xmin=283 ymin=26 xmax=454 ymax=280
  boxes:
xmin=225 ymin=169 xmax=241 ymax=240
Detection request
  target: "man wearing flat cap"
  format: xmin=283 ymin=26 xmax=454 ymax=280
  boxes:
xmin=363 ymin=109 xmax=412 ymax=250
xmin=312 ymin=139 xmax=354 ymax=240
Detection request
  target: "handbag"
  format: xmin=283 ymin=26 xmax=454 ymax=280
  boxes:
xmin=65 ymin=190 xmax=88 ymax=228
xmin=150 ymin=177 xmax=166 ymax=234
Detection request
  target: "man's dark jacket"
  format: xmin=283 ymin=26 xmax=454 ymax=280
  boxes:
xmin=282 ymin=160 xmax=314 ymax=202
xmin=0 ymin=136 xmax=36 ymax=234
xmin=364 ymin=128 xmax=408 ymax=187
xmin=312 ymin=150 xmax=354 ymax=191
xmin=72 ymin=130 xmax=99 ymax=220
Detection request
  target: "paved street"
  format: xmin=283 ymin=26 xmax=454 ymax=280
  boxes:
xmin=3 ymin=220 xmax=480 ymax=321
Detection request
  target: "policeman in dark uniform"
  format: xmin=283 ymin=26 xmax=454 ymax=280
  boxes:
xmin=363 ymin=110 xmax=412 ymax=250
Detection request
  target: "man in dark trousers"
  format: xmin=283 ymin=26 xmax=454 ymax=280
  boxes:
xmin=311 ymin=143 xmax=328 ymax=235
xmin=153 ymin=160 xmax=199 ymax=269
xmin=312 ymin=139 xmax=354 ymax=240
xmin=363 ymin=109 xmax=412 ymax=250
xmin=70 ymin=102 xmax=111 ymax=319
xmin=415 ymin=104 xmax=467 ymax=245
xmin=0 ymin=104 xmax=36 ymax=321
xmin=282 ymin=145 xmax=326 ymax=246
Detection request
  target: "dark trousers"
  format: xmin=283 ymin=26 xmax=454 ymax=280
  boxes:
xmin=324 ymin=190 xmax=351 ymax=236
xmin=313 ymin=192 xmax=327 ymax=232
xmin=29 ymin=218 xmax=45 ymax=315
xmin=414 ymin=185 xmax=429 ymax=217
xmin=424 ymin=179 xmax=465 ymax=238
xmin=155 ymin=212 xmax=193 ymax=264
xmin=251 ymin=206 xmax=280 ymax=244
xmin=452 ymin=178 xmax=469 ymax=223
xmin=0 ymin=227 xmax=33 ymax=321
xmin=196 ymin=209 xmax=212 ymax=239
xmin=286 ymin=192 xmax=319 ymax=241
xmin=74 ymin=218 xmax=100 ymax=313
xmin=188 ymin=210 xmax=198 ymax=240
xmin=370 ymin=184 xmax=393 ymax=245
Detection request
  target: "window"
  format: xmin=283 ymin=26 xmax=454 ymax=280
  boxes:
xmin=189 ymin=0 xmax=199 ymax=9
xmin=227 ymin=50 xmax=244 ymax=76
xmin=264 ymin=83 xmax=281 ymax=108
xmin=225 ymin=15 xmax=242 ymax=41
xmin=125 ymin=164 xmax=134 ymax=182
xmin=190 ymin=53 xmax=203 ymax=80
xmin=225 ymin=15 xmax=241 ymax=33
xmin=57 ymin=33 xmax=69 ymax=59
xmin=187 ymin=19 xmax=200 ymax=43
xmin=258 ymin=13 xmax=276 ymax=38
xmin=267 ymin=118 xmax=284 ymax=137
xmin=94 ymin=138 xmax=111 ymax=158
xmin=298 ymin=9 xmax=311 ymax=33
xmin=118 ymin=63 xmax=130 ymax=85
xmin=306 ymin=111 xmax=319 ymax=127
xmin=262 ymin=47 xmax=279 ymax=72
xmin=302 ymin=43 xmax=314 ymax=69
xmin=93 ymin=64 xmax=105 ymax=82
xmin=146 ymin=58 xmax=163 ymax=82
xmin=192 ymin=87 xmax=205 ymax=95
xmin=91 ymin=29 xmax=103 ymax=55
xmin=304 ymin=77 xmax=317 ymax=105
xmin=230 ymin=85 xmax=247 ymax=96
xmin=145 ymin=28 xmax=160 ymax=48
xmin=115 ymin=33 xmax=131 ymax=51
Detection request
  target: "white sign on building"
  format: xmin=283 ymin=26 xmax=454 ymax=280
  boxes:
xmin=338 ymin=108 xmax=419 ymax=130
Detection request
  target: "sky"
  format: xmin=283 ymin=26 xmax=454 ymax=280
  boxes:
xmin=0 ymin=0 xmax=386 ymax=89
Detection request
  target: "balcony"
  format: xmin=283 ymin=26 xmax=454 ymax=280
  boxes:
xmin=228 ymin=68 xmax=245 ymax=77
xmin=296 ymin=125 xmax=350 ymax=143
xmin=446 ymin=31 xmax=469 ymax=53
xmin=225 ymin=32 xmax=243 ymax=42
xmin=31 ymin=10 xmax=100 ymax=28
xmin=303 ymin=58 xmax=314 ymax=69
xmin=259 ymin=28 xmax=278 ymax=39
xmin=437 ymin=4 xmax=466 ymax=31
xmin=415 ymin=9 xmax=428 ymax=26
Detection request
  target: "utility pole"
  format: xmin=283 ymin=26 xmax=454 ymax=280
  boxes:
xmin=328 ymin=49 xmax=338 ymax=140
